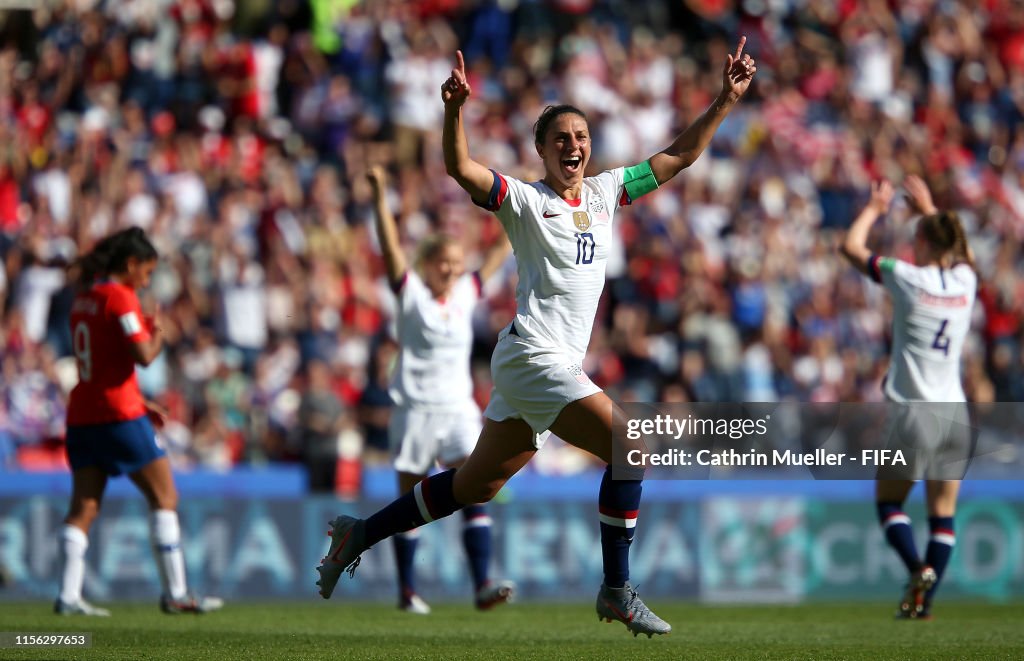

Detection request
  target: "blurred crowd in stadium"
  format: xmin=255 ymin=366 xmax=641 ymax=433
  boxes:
xmin=2 ymin=0 xmax=1024 ymax=486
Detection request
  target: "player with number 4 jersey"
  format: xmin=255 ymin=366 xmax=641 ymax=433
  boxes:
xmin=317 ymin=38 xmax=756 ymax=637
xmin=873 ymin=254 xmax=975 ymax=402
xmin=841 ymin=176 xmax=978 ymax=621
xmin=58 ymin=227 xmax=222 ymax=618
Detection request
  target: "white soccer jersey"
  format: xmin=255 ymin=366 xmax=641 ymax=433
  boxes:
xmin=870 ymin=256 xmax=977 ymax=402
xmin=478 ymin=168 xmax=631 ymax=360
xmin=389 ymin=270 xmax=481 ymax=410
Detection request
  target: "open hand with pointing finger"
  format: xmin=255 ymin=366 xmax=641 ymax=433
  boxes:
xmin=722 ymin=36 xmax=757 ymax=102
xmin=441 ymin=50 xmax=472 ymax=108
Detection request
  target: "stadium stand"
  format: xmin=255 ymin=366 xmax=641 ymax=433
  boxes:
xmin=1 ymin=0 xmax=1022 ymax=488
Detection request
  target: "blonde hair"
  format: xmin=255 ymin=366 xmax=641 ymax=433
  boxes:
xmin=917 ymin=211 xmax=974 ymax=269
xmin=414 ymin=234 xmax=459 ymax=272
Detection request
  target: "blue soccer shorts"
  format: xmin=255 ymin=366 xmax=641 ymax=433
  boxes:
xmin=66 ymin=415 xmax=166 ymax=476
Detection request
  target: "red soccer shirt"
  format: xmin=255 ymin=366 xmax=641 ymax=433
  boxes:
xmin=67 ymin=281 xmax=151 ymax=425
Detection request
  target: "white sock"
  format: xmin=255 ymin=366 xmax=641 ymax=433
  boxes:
xmin=58 ymin=525 xmax=88 ymax=605
xmin=150 ymin=510 xmax=188 ymax=600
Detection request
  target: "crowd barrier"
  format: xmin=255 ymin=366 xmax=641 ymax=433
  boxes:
xmin=1 ymin=468 xmax=1021 ymax=602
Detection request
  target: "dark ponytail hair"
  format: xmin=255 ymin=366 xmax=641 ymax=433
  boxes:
xmin=533 ymin=104 xmax=588 ymax=146
xmin=75 ymin=227 xmax=158 ymax=287
xmin=917 ymin=211 xmax=974 ymax=270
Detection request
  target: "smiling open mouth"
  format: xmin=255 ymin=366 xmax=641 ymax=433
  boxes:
xmin=562 ymin=156 xmax=582 ymax=172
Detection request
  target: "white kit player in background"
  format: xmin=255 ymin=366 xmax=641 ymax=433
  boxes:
xmin=317 ymin=39 xmax=755 ymax=638
xmin=841 ymin=175 xmax=978 ymax=620
xmin=366 ymin=166 xmax=514 ymax=614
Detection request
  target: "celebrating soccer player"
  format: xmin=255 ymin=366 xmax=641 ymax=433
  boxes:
xmin=57 ymin=227 xmax=222 ymax=616
xmin=841 ymin=176 xmax=977 ymax=619
xmin=366 ymin=165 xmax=514 ymax=614
xmin=317 ymin=37 xmax=755 ymax=636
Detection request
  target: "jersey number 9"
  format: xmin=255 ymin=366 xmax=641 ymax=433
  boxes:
xmin=73 ymin=322 xmax=92 ymax=382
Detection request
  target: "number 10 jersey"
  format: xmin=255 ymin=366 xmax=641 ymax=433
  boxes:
xmin=476 ymin=167 xmax=631 ymax=361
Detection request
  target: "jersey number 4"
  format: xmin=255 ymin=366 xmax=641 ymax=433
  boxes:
xmin=73 ymin=322 xmax=92 ymax=382
xmin=931 ymin=319 xmax=951 ymax=356
xmin=575 ymin=232 xmax=595 ymax=265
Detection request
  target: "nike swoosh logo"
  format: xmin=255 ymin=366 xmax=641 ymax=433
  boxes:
xmin=329 ymin=528 xmax=353 ymax=563
xmin=602 ymin=599 xmax=633 ymax=622
xmin=542 ymin=211 xmax=559 ymax=218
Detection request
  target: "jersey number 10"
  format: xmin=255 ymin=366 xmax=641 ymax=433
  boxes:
xmin=575 ymin=232 xmax=595 ymax=265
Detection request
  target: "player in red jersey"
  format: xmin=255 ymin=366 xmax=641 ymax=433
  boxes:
xmin=57 ymin=227 xmax=222 ymax=616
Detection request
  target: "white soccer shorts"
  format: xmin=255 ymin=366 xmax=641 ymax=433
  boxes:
xmin=388 ymin=402 xmax=483 ymax=475
xmin=878 ymin=401 xmax=973 ymax=481
xmin=483 ymin=330 xmax=601 ymax=448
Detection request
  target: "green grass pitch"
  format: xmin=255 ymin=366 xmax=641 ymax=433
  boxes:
xmin=1 ymin=601 xmax=1022 ymax=660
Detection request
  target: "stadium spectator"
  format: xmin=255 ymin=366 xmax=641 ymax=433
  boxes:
xmin=297 ymin=358 xmax=345 ymax=492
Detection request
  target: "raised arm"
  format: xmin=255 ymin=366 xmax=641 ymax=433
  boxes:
xmin=366 ymin=166 xmax=407 ymax=286
xmin=648 ymin=37 xmax=757 ymax=185
xmin=477 ymin=232 xmax=512 ymax=283
xmin=441 ymin=50 xmax=494 ymax=202
xmin=840 ymin=180 xmax=895 ymax=275
xmin=904 ymin=174 xmax=938 ymax=216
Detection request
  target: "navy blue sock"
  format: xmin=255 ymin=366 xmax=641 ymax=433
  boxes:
xmin=598 ymin=466 xmax=642 ymax=588
xmin=461 ymin=505 xmax=492 ymax=591
xmin=924 ymin=516 xmax=955 ymax=606
xmin=393 ymin=531 xmax=418 ymax=597
xmin=877 ymin=501 xmax=921 ymax=574
xmin=365 ymin=470 xmax=461 ymax=547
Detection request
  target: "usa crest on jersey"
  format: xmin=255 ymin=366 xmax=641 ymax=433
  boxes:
xmin=588 ymin=192 xmax=611 ymax=224
xmin=566 ymin=363 xmax=590 ymax=385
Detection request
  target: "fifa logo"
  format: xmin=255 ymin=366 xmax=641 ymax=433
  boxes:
xmin=572 ymin=211 xmax=591 ymax=232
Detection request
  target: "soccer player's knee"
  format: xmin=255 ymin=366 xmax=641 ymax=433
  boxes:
xmin=457 ymin=479 xmax=503 ymax=504
xmin=479 ymin=482 xmax=503 ymax=503
xmin=68 ymin=499 xmax=101 ymax=524
xmin=154 ymin=494 xmax=179 ymax=511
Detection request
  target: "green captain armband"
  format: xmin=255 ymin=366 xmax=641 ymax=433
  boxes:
xmin=622 ymin=160 xmax=659 ymax=203
xmin=867 ymin=254 xmax=896 ymax=283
